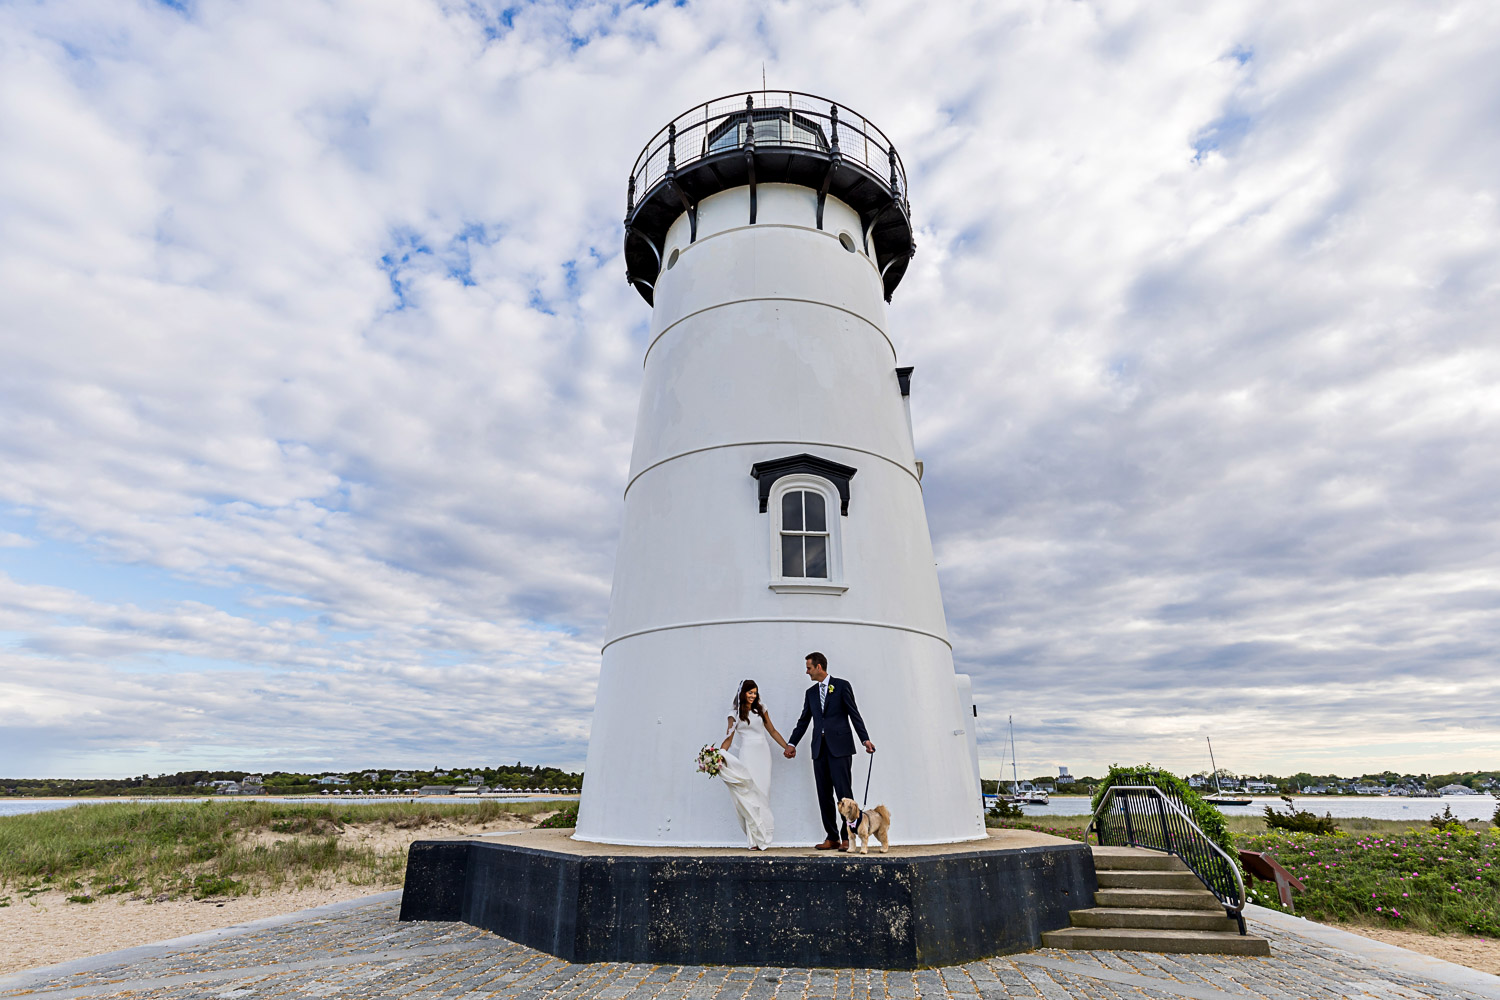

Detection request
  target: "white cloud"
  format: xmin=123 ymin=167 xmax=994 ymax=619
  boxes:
xmin=0 ymin=0 xmax=1496 ymax=779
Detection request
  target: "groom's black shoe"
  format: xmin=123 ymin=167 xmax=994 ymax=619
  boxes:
xmin=814 ymin=838 xmax=839 ymax=850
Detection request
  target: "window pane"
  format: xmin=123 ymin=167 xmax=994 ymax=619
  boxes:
xmin=781 ymin=491 xmax=803 ymax=531
xmin=805 ymin=491 xmax=827 ymax=532
xmin=804 ymin=535 xmax=828 ymax=578
xmin=707 ymin=121 xmax=743 ymax=153
xmin=781 ymin=535 xmax=804 ymax=577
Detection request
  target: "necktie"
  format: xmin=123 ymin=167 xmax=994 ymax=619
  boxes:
xmin=819 ymin=682 xmax=827 ymax=711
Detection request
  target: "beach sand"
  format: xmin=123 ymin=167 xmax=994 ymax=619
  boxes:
xmin=1332 ymin=923 xmax=1500 ymax=975
xmin=0 ymin=814 xmax=542 ymax=976
xmin=0 ymin=885 xmax=388 ymax=975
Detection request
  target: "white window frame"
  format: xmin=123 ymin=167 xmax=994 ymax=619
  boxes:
xmin=767 ymin=474 xmax=847 ymax=595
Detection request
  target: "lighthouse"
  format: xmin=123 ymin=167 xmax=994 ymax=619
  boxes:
xmin=576 ymin=91 xmax=986 ymax=847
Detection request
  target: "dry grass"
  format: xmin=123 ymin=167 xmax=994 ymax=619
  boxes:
xmin=0 ymin=799 xmax=558 ymax=902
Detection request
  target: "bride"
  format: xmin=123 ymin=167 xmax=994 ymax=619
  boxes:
xmin=718 ymin=679 xmax=792 ymax=850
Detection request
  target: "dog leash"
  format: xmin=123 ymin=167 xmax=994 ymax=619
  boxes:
xmin=848 ymin=753 xmax=875 ymax=836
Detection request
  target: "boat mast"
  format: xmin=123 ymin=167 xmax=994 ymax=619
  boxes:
xmin=1009 ymin=715 xmax=1020 ymax=790
xmin=1207 ymin=736 xmax=1223 ymax=794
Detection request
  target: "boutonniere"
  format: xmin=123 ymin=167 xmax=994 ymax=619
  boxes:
xmin=827 ymin=682 xmax=835 ymax=693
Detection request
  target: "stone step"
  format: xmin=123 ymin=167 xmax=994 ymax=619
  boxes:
xmin=1069 ymin=907 xmax=1240 ymax=933
xmin=1096 ymin=870 xmax=1205 ymax=890
xmin=1041 ymin=926 xmax=1271 ymax=956
xmin=1093 ymin=887 xmax=1225 ymax=911
xmin=1089 ymin=847 xmax=1189 ymax=872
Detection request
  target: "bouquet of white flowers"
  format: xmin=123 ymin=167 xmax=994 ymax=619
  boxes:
xmin=696 ymin=744 xmax=726 ymax=778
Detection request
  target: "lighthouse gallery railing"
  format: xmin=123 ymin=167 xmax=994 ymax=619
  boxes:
xmin=626 ymin=90 xmax=909 ymax=214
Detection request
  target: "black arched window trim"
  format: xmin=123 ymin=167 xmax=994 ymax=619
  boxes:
xmin=750 ymin=454 xmax=857 ymax=515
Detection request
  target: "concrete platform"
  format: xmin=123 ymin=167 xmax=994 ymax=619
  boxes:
xmin=399 ymin=828 xmax=1096 ymax=969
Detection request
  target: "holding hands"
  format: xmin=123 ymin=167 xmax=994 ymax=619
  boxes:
xmin=783 ymin=745 xmax=796 ymax=759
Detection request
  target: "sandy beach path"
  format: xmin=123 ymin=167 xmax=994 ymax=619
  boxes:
xmin=0 ymin=885 xmax=389 ymax=975
xmin=1333 ymin=922 xmax=1500 ymax=976
xmin=0 ymin=817 xmax=535 ymax=976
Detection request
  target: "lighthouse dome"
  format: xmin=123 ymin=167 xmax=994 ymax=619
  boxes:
xmin=623 ymin=91 xmax=916 ymax=305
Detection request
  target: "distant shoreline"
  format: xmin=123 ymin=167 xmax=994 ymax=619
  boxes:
xmin=0 ymin=794 xmax=579 ymax=818
xmin=2 ymin=794 xmax=577 ymax=803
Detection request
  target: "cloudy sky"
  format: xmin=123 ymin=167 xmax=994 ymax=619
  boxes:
xmin=2 ymin=0 xmax=1497 ymax=781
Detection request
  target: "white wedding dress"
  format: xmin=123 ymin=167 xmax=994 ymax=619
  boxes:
xmin=720 ymin=711 xmax=774 ymax=849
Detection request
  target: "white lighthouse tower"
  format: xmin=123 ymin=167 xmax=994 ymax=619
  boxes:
xmin=576 ymin=92 xmax=986 ymax=847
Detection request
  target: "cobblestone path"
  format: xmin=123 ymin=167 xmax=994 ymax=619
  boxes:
xmin=0 ymin=899 xmax=1495 ymax=1000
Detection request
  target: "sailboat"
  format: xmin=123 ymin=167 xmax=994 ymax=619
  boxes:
xmin=1203 ymin=736 xmax=1251 ymax=806
xmin=1002 ymin=715 xmax=1050 ymax=805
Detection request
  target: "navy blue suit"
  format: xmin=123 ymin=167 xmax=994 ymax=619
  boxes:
xmin=788 ymin=676 xmax=871 ymax=841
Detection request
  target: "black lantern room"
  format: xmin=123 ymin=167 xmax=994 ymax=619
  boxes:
xmin=623 ymin=91 xmax=916 ymax=305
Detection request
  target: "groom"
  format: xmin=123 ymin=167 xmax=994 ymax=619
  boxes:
xmin=785 ymin=651 xmax=875 ymax=851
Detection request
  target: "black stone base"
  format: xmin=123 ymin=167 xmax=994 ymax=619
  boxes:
xmin=399 ymin=834 xmax=1097 ymax=969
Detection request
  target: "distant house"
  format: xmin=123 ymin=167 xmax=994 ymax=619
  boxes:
xmin=215 ymin=782 xmax=242 ymax=795
xmin=393 ymin=772 xmax=413 ymax=781
xmin=453 ymin=785 xmax=486 ymax=794
xmin=419 ymin=785 xmax=454 ymax=795
xmin=1439 ymin=783 xmax=1476 ymax=795
xmin=1245 ymin=781 xmax=1275 ymax=794
xmin=317 ymin=776 xmax=351 ymax=786
xmin=433 ymin=770 xmax=450 ymax=777
xmin=363 ymin=772 xmax=381 ymax=781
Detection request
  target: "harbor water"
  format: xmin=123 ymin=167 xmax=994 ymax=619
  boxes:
xmin=994 ymin=794 xmax=1499 ymax=822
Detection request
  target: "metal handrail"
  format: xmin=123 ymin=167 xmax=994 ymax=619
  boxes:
xmin=626 ymin=90 xmax=908 ymax=215
xmin=1088 ymin=783 xmax=1248 ymax=933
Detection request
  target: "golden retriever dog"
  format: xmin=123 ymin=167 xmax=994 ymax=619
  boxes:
xmin=838 ymin=797 xmax=892 ymax=854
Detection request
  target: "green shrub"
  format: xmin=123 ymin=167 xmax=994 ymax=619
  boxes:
xmin=1265 ymin=795 xmax=1340 ymax=835
xmin=96 ymin=879 xmax=139 ymax=896
xmin=192 ymin=873 xmax=245 ymax=899
xmin=986 ymin=797 xmax=1024 ymax=820
xmin=1090 ymin=765 xmax=1233 ymax=857
xmin=536 ymin=805 xmax=578 ymax=829
xmin=1431 ymin=805 xmax=1467 ymax=832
